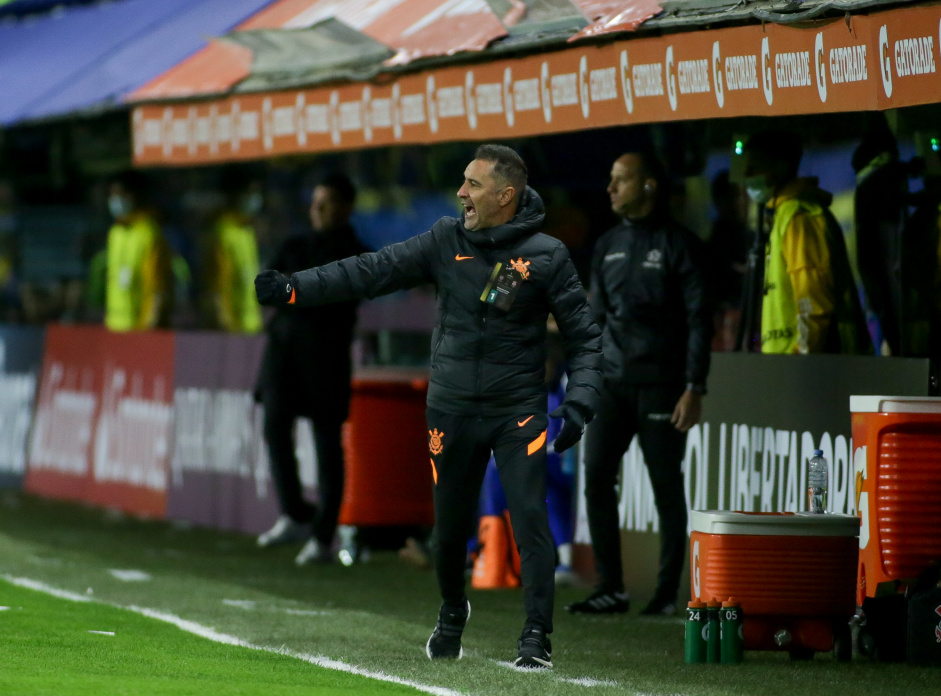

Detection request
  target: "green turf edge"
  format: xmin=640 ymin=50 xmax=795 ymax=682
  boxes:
xmin=0 ymin=577 xmax=451 ymax=696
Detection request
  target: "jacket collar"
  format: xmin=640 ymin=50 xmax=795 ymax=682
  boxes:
xmin=765 ymin=177 xmax=833 ymax=210
xmin=620 ymin=209 xmax=667 ymax=232
xmin=460 ymin=186 xmax=545 ymax=248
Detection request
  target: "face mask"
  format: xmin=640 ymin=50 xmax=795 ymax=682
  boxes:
xmin=108 ymin=194 xmax=132 ymax=219
xmin=241 ymin=191 xmax=263 ymax=217
xmin=744 ymin=175 xmax=772 ymax=205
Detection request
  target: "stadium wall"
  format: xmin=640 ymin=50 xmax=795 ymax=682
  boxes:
xmin=1 ymin=324 xmax=932 ymax=600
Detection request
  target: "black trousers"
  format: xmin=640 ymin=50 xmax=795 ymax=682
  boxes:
xmin=582 ymin=382 xmax=688 ymax=602
xmin=427 ymin=407 xmax=556 ymax=633
xmin=263 ymin=389 xmax=345 ymax=548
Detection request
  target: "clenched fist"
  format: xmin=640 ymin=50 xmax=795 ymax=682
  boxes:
xmin=255 ymin=270 xmax=294 ymax=306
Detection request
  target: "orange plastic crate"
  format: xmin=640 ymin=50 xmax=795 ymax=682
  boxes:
xmin=851 ymin=396 xmax=941 ymax=605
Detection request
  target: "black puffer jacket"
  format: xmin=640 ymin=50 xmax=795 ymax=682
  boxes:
xmin=291 ymin=188 xmax=603 ymax=418
xmin=590 ymin=213 xmax=711 ymax=389
xmin=256 ymin=226 xmax=367 ymax=420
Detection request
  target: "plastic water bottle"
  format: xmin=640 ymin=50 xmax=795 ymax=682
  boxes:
xmin=705 ymin=599 xmax=721 ymax=663
xmin=684 ymin=600 xmax=707 ymax=663
xmin=720 ymin=598 xmax=744 ymax=664
xmin=807 ymin=449 xmax=828 ymax=514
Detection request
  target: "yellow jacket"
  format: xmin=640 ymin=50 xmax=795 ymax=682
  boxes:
xmin=205 ymin=211 xmax=262 ymax=333
xmin=761 ymin=178 xmax=870 ymax=354
xmin=105 ymin=211 xmax=171 ymax=332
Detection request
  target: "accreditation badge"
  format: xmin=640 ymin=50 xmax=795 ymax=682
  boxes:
xmin=479 ymin=262 xmax=523 ymax=311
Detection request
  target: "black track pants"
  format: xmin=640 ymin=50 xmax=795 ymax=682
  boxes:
xmin=582 ymin=383 xmax=688 ymax=602
xmin=427 ymin=407 xmax=555 ymax=633
xmin=263 ymin=391 xmax=345 ymax=547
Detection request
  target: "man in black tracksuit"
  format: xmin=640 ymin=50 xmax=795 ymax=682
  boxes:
xmin=255 ymin=144 xmax=602 ymax=669
xmin=567 ymin=149 xmax=711 ymax=617
xmin=254 ymin=174 xmax=368 ymax=566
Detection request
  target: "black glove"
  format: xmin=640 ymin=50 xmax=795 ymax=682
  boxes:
xmin=549 ymin=402 xmax=589 ymax=453
xmin=255 ymin=270 xmax=294 ymax=306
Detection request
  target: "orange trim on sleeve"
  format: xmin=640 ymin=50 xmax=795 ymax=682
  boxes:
xmin=430 ymin=458 xmax=438 ymax=484
xmin=288 ymin=287 xmax=296 ymax=304
xmin=527 ymin=430 xmax=547 ymax=456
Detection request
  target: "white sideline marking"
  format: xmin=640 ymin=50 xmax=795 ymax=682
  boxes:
xmin=89 ymin=630 xmax=115 ymax=636
xmin=131 ymin=606 xmax=464 ymax=696
xmin=492 ymin=659 xmax=617 ymax=686
xmin=222 ymin=599 xmax=256 ymax=610
xmin=8 ymin=577 xmax=92 ymax=602
xmin=285 ymin=608 xmax=331 ymax=616
xmin=3 ymin=576 xmax=463 ymax=696
xmin=109 ymin=569 xmax=152 ymax=582
xmin=492 ymin=659 xmax=553 ymax=673
xmin=560 ymin=677 xmax=619 ymax=687
xmin=0 ymin=606 xmax=11 ymax=611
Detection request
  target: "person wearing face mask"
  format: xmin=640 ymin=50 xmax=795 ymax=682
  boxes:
xmin=201 ymin=168 xmax=264 ymax=333
xmin=743 ymin=130 xmax=871 ymax=355
xmin=104 ymin=170 xmax=173 ymax=331
xmin=254 ymin=145 xmax=602 ymax=669
xmin=565 ymin=147 xmax=711 ymax=619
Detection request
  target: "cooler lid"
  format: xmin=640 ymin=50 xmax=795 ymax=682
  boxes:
xmin=850 ymin=395 xmax=941 ymax=414
xmin=690 ymin=510 xmax=860 ymax=537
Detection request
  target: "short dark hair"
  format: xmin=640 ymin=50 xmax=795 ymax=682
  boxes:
xmin=619 ymin=145 xmax=667 ymax=186
xmin=744 ymin=130 xmax=803 ymax=180
xmin=474 ymin=144 xmax=527 ymax=194
xmin=318 ymin=172 xmax=356 ymax=204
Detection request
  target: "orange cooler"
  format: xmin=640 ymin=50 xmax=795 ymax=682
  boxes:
xmin=690 ymin=511 xmax=859 ymax=656
xmin=850 ymin=396 xmax=941 ymax=605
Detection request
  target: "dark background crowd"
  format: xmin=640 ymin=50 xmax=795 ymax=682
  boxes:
xmin=1 ymin=112 xmax=940 ymax=368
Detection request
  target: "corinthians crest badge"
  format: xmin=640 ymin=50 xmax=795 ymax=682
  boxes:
xmin=508 ymin=257 xmax=531 ymax=280
xmin=428 ymin=428 xmax=445 ymax=455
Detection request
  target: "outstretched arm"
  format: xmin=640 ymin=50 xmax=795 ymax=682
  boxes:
xmin=256 ymin=231 xmax=436 ymax=307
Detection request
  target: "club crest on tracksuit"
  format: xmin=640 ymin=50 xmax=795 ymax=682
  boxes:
xmin=429 ymin=428 xmax=445 ymax=455
xmin=509 ymin=257 xmax=531 ymax=279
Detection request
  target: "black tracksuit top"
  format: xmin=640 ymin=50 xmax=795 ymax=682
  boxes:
xmin=590 ymin=213 xmax=711 ymax=390
xmin=290 ymin=187 xmax=603 ymax=418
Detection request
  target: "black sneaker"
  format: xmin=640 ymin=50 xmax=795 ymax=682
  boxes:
xmin=515 ymin=626 xmax=552 ymax=669
xmin=426 ymin=600 xmax=470 ymax=659
xmin=564 ymin=590 xmax=630 ymax=614
xmin=639 ymin=597 xmax=677 ymax=616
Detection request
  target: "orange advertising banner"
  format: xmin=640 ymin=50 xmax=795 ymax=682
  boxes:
xmin=25 ymin=325 xmax=175 ymax=518
xmin=132 ymin=4 xmax=941 ymax=166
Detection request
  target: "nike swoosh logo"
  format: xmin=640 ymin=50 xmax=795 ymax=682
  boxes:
xmin=517 ymin=415 xmax=534 ymax=427
xmin=455 ymin=255 xmax=474 ymax=261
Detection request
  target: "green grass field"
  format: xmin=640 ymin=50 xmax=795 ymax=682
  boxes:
xmin=0 ymin=491 xmax=937 ymax=696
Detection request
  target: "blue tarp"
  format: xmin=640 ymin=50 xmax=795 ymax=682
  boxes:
xmin=0 ymin=0 xmax=274 ymax=127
